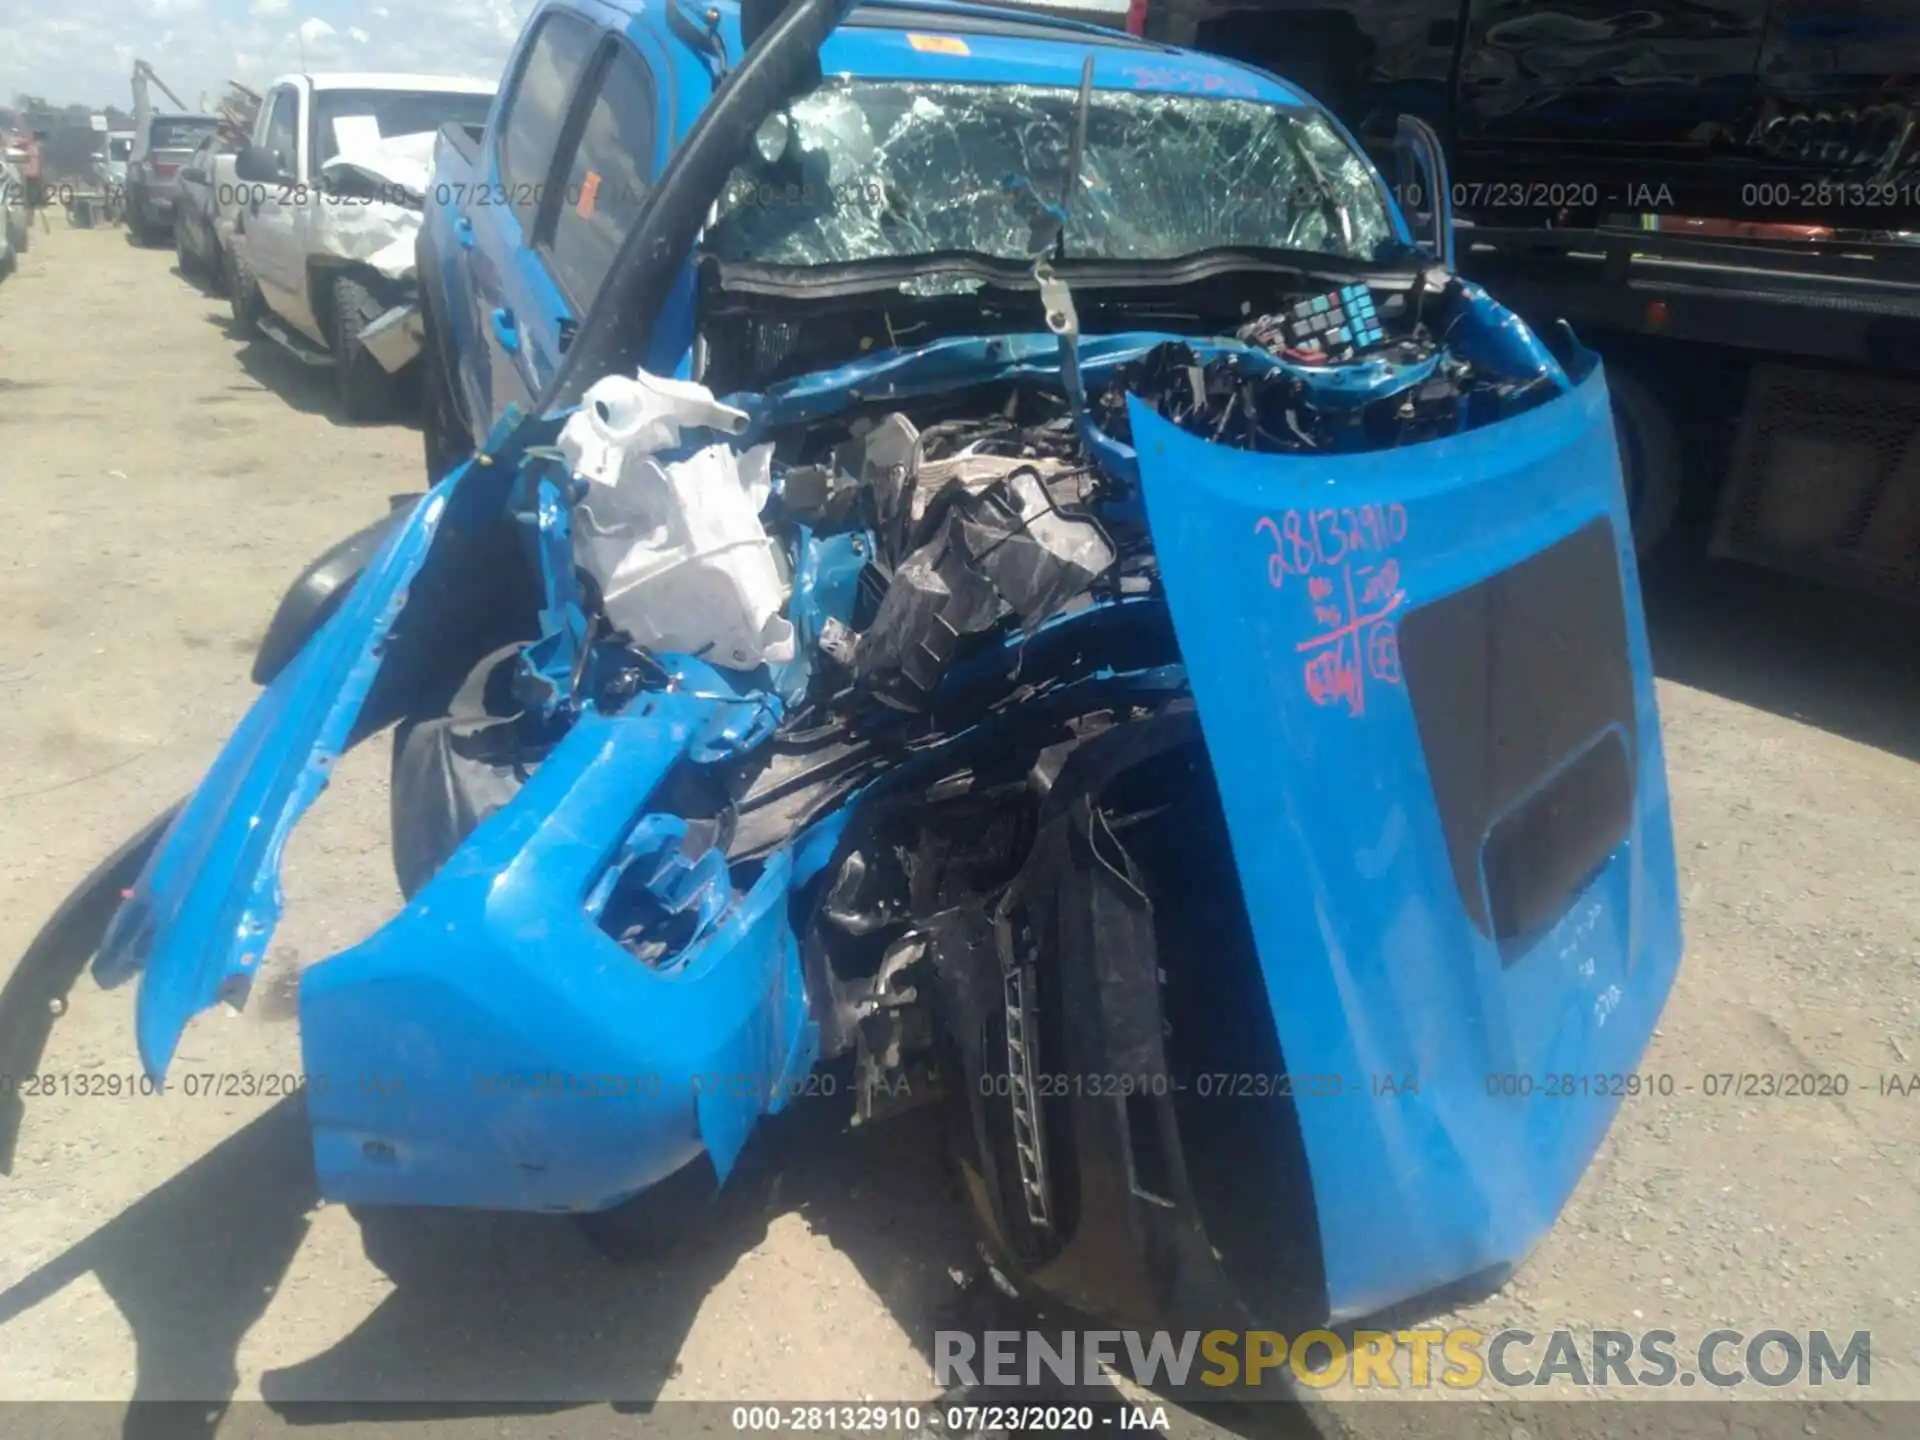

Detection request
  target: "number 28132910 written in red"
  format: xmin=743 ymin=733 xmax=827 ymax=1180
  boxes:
xmin=1254 ymin=503 xmax=1408 ymax=719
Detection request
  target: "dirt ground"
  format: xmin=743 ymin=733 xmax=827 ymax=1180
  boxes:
xmin=2 ymin=220 xmax=1918 ymax=1437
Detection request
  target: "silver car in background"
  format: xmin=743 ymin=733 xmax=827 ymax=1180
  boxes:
xmin=173 ymin=133 xmax=241 ymax=289
xmin=126 ymin=112 xmax=219 ymax=244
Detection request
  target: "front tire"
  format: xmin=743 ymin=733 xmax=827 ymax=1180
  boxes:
xmin=174 ymin=217 xmax=202 ymax=282
xmin=228 ymin=249 xmax=264 ymax=336
xmin=330 ymin=275 xmax=397 ymax=422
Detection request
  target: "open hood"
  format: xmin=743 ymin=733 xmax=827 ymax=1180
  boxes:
xmin=1130 ymin=366 xmax=1680 ymax=1318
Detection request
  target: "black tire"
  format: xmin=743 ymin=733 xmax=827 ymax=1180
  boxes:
xmin=418 ymin=287 xmax=474 ymax=480
xmin=174 ymin=216 xmax=201 ymax=282
xmin=228 ymin=248 xmax=263 ymax=336
xmin=130 ymin=195 xmax=159 ymax=246
xmin=1608 ymin=362 xmax=1682 ymax=560
xmin=388 ymin=642 xmax=530 ymax=900
xmin=330 ymin=275 xmax=397 ymax=422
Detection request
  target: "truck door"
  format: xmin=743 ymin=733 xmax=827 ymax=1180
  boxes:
xmin=468 ymin=17 xmax=666 ymax=430
xmin=245 ymin=85 xmax=307 ymax=325
xmin=461 ymin=7 xmax=598 ymax=431
xmin=1453 ymin=0 xmax=1768 ymax=179
xmin=521 ymin=35 xmax=666 ymax=389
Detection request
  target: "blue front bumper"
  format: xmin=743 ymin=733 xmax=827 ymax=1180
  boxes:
xmin=302 ymin=701 xmax=818 ymax=1209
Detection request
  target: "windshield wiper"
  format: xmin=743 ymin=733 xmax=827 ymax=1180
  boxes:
xmin=1001 ymin=53 xmax=1095 ymax=263
xmin=1059 ymin=53 xmax=1092 ymax=261
xmin=1291 ymin=137 xmax=1355 ymax=253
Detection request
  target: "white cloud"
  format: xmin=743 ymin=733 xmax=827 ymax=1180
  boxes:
xmin=0 ymin=0 xmax=532 ymax=107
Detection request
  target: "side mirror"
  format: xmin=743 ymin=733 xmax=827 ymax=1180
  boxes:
xmin=233 ymin=144 xmax=284 ymax=185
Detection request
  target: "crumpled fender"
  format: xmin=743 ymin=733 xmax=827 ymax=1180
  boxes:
xmin=251 ymin=499 xmax=420 ymax=686
xmin=93 ymin=479 xmax=458 ymax=1076
xmin=299 ymin=702 xmax=818 ymax=1209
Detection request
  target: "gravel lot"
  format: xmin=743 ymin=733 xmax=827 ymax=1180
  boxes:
xmin=2 ymin=220 xmax=1917 ymax=1437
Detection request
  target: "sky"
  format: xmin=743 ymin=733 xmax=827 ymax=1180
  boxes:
xmin=0 ymin=0 xmax=537 ymax=112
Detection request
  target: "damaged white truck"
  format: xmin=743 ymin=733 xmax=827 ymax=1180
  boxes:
xmin=227 ymin=72 xmax=496 ymax=419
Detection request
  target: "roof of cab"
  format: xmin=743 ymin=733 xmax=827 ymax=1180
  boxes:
xmin=633 ymin=0 xmax=1312 ymax=107
xmin=275 ymin=72 xmax=498 ymax=95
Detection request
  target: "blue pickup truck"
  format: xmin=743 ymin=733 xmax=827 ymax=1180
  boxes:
xmin=22 ymin=0 xmax=1680 ymax=1345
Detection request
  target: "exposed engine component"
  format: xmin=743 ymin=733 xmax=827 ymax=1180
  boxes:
xmin=559 ymin=373 xmax=795 ymax=669
xmin=852 ymin=464 xmax=1115 ymax=710
xmin=1109 ymin=280 xmax=1570 ymax=454
xmin=1252 ymin=281 xmax=1387 ymax=363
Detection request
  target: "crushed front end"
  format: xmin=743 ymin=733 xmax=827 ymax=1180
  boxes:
xmin=91 ymin=244 xmax=1680 ymax=1330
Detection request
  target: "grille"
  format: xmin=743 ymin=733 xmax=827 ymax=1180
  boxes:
xmin=1714 ymin=364 xmax=1920 ymax=604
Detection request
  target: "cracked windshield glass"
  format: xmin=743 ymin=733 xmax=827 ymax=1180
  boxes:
xmin=707 ymin=81 xmax=1395 ymax=267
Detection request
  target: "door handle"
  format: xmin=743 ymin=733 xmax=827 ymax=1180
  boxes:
xmin=490 ymin=306 xmax=520 ymax=353
xmin=454 ymin=215 xmax=475 ymax=249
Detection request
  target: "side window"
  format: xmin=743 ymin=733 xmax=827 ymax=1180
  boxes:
xmin=545 ymin=45 xmax=656 ymax=309
xmin=497 ymin=9 xmax=597 ymax=233
xmin=262 ymin=89 xmax=298 ymax=174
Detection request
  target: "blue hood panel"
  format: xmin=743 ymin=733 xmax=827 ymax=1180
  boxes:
xmin=1128 ymin=364 xmax=1682 ymax=1321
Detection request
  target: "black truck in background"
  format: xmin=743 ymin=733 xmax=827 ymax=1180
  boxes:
xmin=1138 ymin=0 xmax=1920 ymax=600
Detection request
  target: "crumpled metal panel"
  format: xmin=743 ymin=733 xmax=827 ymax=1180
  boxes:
xmin=708 ymin=82 xmax=1394 ymax=267
xmin=1129 ymin=363 xmax=1682 ymax=1321
xmin=316 ymin=132 xmax=437 ymax=281
xmin=300 ymin=704 xmax=818 ymax=1209
xmin=93 ymin=481 xmax=454 ymax=1077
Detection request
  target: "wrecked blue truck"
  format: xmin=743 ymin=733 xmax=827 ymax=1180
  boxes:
xmin=13 ymin=0 xmax=1682 ymax=1335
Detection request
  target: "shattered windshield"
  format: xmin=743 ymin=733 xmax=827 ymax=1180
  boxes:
xmin=707 ymin=81 xmax=1395 ymax=268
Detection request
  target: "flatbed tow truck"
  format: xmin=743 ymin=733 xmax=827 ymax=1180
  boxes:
xmin=1118 ymin=0 xmax=1920 ymax=606
xmin=1458 ymin=221 xmax=1920 ymax=604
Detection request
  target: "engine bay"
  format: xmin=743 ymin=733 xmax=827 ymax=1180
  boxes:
xmin=391 ymin=268 xmax=1580 ymax=1141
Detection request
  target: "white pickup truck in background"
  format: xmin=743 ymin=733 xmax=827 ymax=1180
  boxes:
xmin=229 ymin=71 xmax=495 ymax=420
